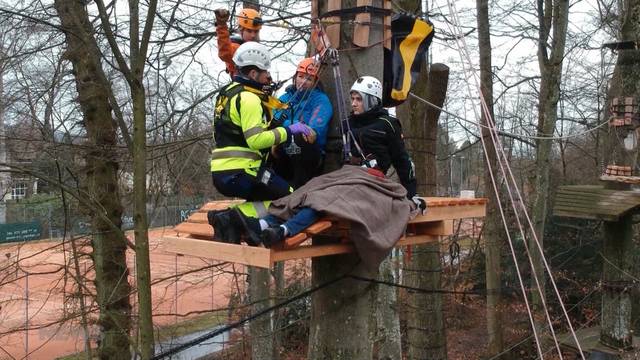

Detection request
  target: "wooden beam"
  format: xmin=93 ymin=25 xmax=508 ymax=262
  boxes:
xmin=409 ymin=220 xmax=454 ymax=236
xmin=353 ymin=0 xmax=372 ymax=47
xmin=174 ymin=222 xmax=213 ymax=238
xmin=161 ymin=236 xmax=272 ymax=268
xmin=410 ymin=203 xmax=486 ymax=222
xmin=326 ymin=0 xmax=341 ymax=47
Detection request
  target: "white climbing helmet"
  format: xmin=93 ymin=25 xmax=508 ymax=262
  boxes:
xmin=232 ymin=42 xmax=271 ymax=71
xmin=350 ymin=76 xmax=383 ymax=100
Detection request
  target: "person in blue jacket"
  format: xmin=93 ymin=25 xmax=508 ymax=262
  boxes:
xmin=272 ymin=57 xmax=333 ymax=188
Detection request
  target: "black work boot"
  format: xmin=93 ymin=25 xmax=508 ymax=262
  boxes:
xmin=207 ymin=209 xmax=226 ymax=241
xmin=261 ymin=226 xmax=286 ymax=248
xmin=234 ymin=209 xmax=263 ymax=246
xmin=212 ymin=209 xmax=242 ymax=244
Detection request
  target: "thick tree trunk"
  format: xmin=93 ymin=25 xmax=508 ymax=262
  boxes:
xmin=476 ymin=0 xmax=504 ymax=356
xmin=531 ymin=0 xmax=569 ymax=333
xmin=53 ymin=1 xmax=132 ymax=358
xmin=308 ymin=1 xmax=383 ymax=357
xmin=308 ymin=254 xmax=376 ymax=359
xmin=602 ymin=0 xmax=640 ymax=347
xmin=397 ymin=63 xmax=450 ymax=360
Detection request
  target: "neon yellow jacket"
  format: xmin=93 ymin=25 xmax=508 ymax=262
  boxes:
xmin=211 ymin=83 xmax=289 ymax=172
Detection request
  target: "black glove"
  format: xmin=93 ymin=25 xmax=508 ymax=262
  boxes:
xmin=411 ymin=196 xmax=427 ymax=215
xmin=214 ymin=9 xmax=230 ymax=25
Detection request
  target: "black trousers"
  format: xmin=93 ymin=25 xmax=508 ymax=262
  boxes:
xmin=273 ymin=134 xmax=323 ymax=189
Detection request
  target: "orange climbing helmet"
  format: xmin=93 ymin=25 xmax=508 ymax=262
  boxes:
xmin=296 ymin=57 xmax=319 ymax=77
xmin=237 ymin=8 xmax=263 ymax=31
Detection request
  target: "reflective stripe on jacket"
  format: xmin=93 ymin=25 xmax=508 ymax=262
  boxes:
xmin=211 ymin=83 xmax=289 ymax=172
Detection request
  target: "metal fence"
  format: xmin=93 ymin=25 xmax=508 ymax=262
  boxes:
xmin=0 ymin=195 xmax=206 ymax=243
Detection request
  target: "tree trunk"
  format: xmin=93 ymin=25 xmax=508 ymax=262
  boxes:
xmin=602 ymin=0 xmax=640 ymax=347
xmin=397 ymin=62 xmax=450 ymax=360
xmin=248 ymin=266 xmax=274 ymax=359
xmin=374 ymin=256 xmax=402 ymax=359
xmin=308 ymin=1 xmax=383 ymax=357
xmin=54 ymin=1 xmax=132 ymax=358
xmin=531 ymin=0 xmax=569 ymax=333
xmin=477 ymin=0 xmax=504 ymax=356
xmin=308 ymin=254 xmax=377 ymax=359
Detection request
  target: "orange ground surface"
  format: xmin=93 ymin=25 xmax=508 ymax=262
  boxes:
xmin=0 ymin=227 xmax=247 ymax=360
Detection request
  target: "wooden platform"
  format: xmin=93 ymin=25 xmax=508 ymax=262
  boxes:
xmin=161 ymin=197 xmax=487 ymax=268
xmin=556 ymin=326 xmax=640 ymax=357
xmin=553 ymin=185 xmax=640 ymax=221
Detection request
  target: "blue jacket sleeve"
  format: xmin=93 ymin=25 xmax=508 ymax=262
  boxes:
xmin=274 ymin=92 xmax=293 ymax=127
xmin=304 ymin=91 xmax=333 ymax=151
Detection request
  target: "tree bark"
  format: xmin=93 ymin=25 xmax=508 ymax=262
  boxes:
xmin=602 ymin=0 xmax=640 ymax=347
xmin=531 ymin=0 xmax=570 ymax=333
xmin=53 ymin=1 xmax=132 ymax=358
xmin=308 ymin=0 xmax=383 ymax=358
xmin=374 ymin=256 xmax=402 ymax=360
xmin=248 ymin=266 xmax=274 ymax=359
xmin=397 ymin=62 xmax=450 ymax=360
xmin=476 ymin=0 xmax=504 ymax=356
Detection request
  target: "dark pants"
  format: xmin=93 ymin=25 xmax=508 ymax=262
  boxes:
xmin=211 ymin=168 xmax=291 ymax=201
xmin=273 ymin=134 xmax=323 ymax=189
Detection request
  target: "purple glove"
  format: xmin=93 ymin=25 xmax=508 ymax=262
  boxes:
xmin=287 ymin=122 xmax=312 ymax=136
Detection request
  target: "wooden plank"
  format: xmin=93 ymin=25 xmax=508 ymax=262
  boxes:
xmin=281 ymin=220 xmax=333 ymax=249
xmin=353 ymin=0 xmax=371 ymax=47
xmin=201 ymin=200 xmax=243 ymax=211
xmin=409 ymin=203 xmax=486 ymax=223
xmin=554 ymin=199 xmax=636 ymax=213
xmin=553 ymin=210 xmax=618 ymax=222
xmin=410 ymin=220 xmax=454 ymax=236
xmin=163 ymin=233 xmax=441 ymax=267
xmin=187 ymin=212 xmax=208 ymax=224
xmin=383 ymin=0 xmax=391 ymax=48
xmin=271 ymin=234 xmax=440 ymax=263
xmin=397 ymin=234 xmax=440 ymax=246
xmin=174 ymin=222 xmax=213 ymax=237
xmin=555 ymin=193 xmax=640 ymax=205
xmin=553 ymin=204 xmax=632 ymax=216
xmin=555 ymin=191 xmax=640 ymax=204
xmin=271 ymin=242 xmax=356 ymax=262
xmin=557 ymin=188 xmax=640 ymax=200
xmin=326 ymin=0 xmax=341 ymax=48
xmin=161 ymin=236 xmax=272 ymax=268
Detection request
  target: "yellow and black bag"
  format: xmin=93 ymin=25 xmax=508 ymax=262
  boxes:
xmin=383 ymin=14 xmax=434 ymax=107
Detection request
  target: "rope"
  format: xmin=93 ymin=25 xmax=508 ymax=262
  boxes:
xmin=441 ymin=1 xmax=546 ymax=357
xmin=442 ymin=0 xmax=586 ymax=358
xmin=408 ymin=93 xmax=609 ymax=141
xmin=347 ymin=275 xmax=483 ymax=296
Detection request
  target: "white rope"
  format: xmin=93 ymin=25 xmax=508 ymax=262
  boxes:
xmin=448 ymin=1 xmax=584 ymax=359
xmin=408 ymin=93 xmax=609 ymax=141
xmin=437 ymin=1 xmax=545 ymax=357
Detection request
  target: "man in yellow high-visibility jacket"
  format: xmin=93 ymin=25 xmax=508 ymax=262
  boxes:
xmin=210 ymin=42 xmax=312 ymax=244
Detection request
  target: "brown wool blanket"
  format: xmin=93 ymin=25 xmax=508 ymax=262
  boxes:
xmin=268 ymin=165 xmax=413 ymax=268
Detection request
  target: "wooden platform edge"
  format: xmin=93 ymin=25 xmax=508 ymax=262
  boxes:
xmin=161 ymin=234 xmax=441 ymax=269
xmin=161 ymin=236 xmax=272 ymax=268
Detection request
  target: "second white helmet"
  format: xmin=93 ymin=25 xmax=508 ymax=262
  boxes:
xmin=350 ymin=76 xmax=383 ymax=100
xmin=233 ymin=42 xmax=271 ymax=71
